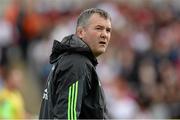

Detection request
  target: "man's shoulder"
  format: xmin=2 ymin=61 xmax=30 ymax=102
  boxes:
xmin=56 ymin=53 xmax=92 ymax=71
xmin=64 ymin=53 xmax=91 ymax=65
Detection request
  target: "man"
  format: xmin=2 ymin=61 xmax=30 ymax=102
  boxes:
xmin=39 ymin=8 xmax=112 ymax=119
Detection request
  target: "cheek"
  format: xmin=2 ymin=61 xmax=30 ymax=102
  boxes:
xmin=107 ymin=35 xmax=111 ymax=42
xmin=88 ymin=29 xmax=99 ymax=36
xmin=85 ymin=31 xmax=99 ymax=41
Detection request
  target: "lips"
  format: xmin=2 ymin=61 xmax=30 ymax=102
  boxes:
xmin=99 ymin=41 xmax=106 ymax=45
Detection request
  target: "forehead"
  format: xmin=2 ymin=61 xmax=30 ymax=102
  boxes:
xmin=87 ymin=13 xmax=111 ymax=28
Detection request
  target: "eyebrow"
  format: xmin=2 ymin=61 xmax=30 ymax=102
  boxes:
xmin=96 ymin=25 xmax=112 ymax=30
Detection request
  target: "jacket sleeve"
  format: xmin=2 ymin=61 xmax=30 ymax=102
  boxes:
xmin=52 ymin=60 xmax=91 ymax=119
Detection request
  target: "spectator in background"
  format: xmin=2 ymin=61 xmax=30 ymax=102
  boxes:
xmin=0 ymin=66 xmax=4 ymax=91
xmin=0 ymin=67 xmax=26 ymax=119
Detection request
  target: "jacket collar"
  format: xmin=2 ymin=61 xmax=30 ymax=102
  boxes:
xmin=50 ymin=34 xmax=98 ymax=66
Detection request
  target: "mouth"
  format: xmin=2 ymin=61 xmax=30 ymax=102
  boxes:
xmin=99 ymin=41 xmax=106 ymax=45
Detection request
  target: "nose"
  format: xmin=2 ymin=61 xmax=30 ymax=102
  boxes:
xmin=100 ymin=30 xmax=108 ymax=39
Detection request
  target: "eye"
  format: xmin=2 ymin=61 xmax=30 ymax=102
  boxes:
xmin=96 ymin=27 xmax=102 ymax=30
xmin=106 ymin=28 xmax=111 ymax=33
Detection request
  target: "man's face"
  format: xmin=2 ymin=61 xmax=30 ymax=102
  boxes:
xmin=78 ymin=13 xmax=112 ymax=57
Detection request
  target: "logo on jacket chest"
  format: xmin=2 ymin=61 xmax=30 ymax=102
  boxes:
xmin=42 ymin=65 xmax=55 ymax=100
xmin=43 ymin=88 xmax=48 ymax=100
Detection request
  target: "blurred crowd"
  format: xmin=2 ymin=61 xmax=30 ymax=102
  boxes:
xmin=0 ymin=0 xmax=180 ymax=119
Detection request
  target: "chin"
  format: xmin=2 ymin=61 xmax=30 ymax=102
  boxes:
xmin=95 ymin=50 xmax=105 ymax=57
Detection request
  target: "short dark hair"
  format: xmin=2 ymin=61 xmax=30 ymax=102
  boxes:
xmin=76 ymin=8 xmax=111 ymax=28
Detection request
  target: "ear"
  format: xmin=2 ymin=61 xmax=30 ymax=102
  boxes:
xmin=76 ymin=26 xmax=85 ymax=38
